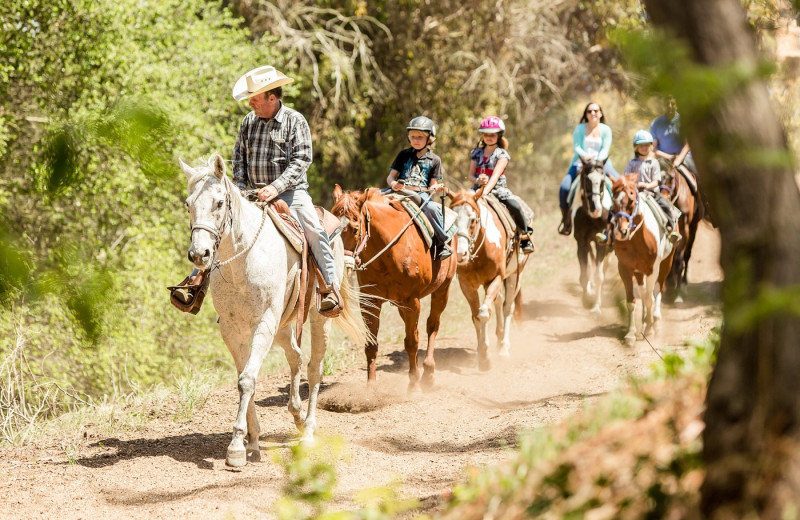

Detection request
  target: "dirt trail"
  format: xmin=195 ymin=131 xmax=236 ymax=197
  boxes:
xmin=0 ymin=221 xmax=722 ymax=519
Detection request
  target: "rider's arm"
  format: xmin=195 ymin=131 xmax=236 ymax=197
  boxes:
xmin=387 ymin=169 xmax=404 ymax=191
xmin=573 ymin=124 xmax=588 ymax=160
xmin=674 ymin=143 xmax=690 ymax=167
xmin=270 ymin=115 xmax=313 ymax=195
xmin=597 ymin=124 xmax=612 ymax=161
xmin=483 ymin=157 xmax=508 ymax=194
xmin=468 ymin=160 xmax=478 ymax=184
xmin=653 ymin=139 xmax=675 ymax=160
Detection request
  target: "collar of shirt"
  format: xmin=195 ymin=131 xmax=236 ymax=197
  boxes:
xmin=257 ymin=102 xmax=288 ymax=125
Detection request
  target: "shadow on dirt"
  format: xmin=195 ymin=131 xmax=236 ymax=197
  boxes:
xmin=78 ymin=433 xmax=230 ymax=469
xmin=548 ymin=324 xmax=626 ymax=343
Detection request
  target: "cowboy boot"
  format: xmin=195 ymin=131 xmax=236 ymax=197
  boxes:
xmin=520 ymin=227 xmax=535 ymax=254
xmin=558 ymin=208 xmax=572 ymax=236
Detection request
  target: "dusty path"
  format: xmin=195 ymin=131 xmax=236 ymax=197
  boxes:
xmin=0 ymin=221 xmax=722 ymax=519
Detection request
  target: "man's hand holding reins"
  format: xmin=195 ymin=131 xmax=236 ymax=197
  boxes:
xmin=257 ymin=184 xmax=279 ymax=202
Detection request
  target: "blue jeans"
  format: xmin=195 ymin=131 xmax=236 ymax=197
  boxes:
xmin=558 ymin=161 xmax=619 ymax=210
xmin=277 ymin=189 xmax=339 ymax=290
xmin=406 ymin=191 xmax=449 ymax=245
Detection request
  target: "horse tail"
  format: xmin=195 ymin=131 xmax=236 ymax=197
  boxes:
xmin=331 ymin=267 xmax=373 ymax=348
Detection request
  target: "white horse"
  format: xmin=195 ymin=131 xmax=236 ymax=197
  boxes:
xmin=180 ymin=154 xmax=369 ymax=467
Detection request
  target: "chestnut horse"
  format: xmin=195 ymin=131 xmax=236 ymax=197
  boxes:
xmin=450 ymin=189 xmax=529 ymax=371
xmin=331 ymin=185 xmax=458 ymax=391
xmin=572 ymin=160 xmax=613 ymax=312
xmin=610 ymin=175 xmax=677 ymax=345
xmin=659 ymin=164 xmax=705 ymax=302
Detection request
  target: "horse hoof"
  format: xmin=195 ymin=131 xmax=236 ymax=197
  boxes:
xmin=624 ymin=335 xmax=636 ymax=347
xmin=299 ymin=430 xmax=316 ymax=446
xmin=589 ymin=306 xmax=601 ymax=315
xmin=226 ymin=449 xmax=247 ymax=467
xmin=478 ymin=357 xmax=491 ymax=372
xmin=674 ymin=295 xmax=684 ymax=303
xmin=497 ymin=347 xmax=510 ymax=359
xmin=247 ymin=448 xmax=261 ymax=463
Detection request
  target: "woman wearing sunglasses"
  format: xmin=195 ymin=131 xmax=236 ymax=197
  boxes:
xmin=557 ymin=102 xmax=619 ymax=235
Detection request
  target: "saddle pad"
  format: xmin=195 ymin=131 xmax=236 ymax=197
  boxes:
xmin=483 ymin=194 xmax=516 ymax=238
xmin=677 ymin=165 xmax=698 ymax=194
xmin=315 ymin=205 xmax=344 ymax=241
xmin=639 ymin=191 xmax=667 ymax=231
xmin=397 ymin=198 xmax=458 ymax=249
xmin=262 ymin=204 xmax=342 ymax=255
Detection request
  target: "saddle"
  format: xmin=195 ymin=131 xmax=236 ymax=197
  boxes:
xmin=385 ymin=193 xmax=458 ymax=250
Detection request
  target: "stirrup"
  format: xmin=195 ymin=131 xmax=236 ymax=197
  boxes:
xmin=558 ymin=218 xmax=572 ymax=236
xmin=167 ymin=270 xmax=209 ymax=315
xmin=317 ymin=285 xmax=343 ymax=318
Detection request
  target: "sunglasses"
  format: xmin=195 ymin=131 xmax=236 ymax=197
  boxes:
xmin=586 ymin=109 xmax=601 ymax=113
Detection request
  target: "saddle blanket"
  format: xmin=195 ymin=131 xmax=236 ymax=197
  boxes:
xmin=482 ymin=193 xmax=534 ymax=240
xmin=262 ymin=202 xmax=343 ymax=255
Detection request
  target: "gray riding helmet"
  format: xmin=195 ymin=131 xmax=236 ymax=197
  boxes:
xmin=407 ymin=116 xmax=436 ymax=138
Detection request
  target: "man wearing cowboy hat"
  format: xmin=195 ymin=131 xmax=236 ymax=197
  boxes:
xmin=232 ymin=65 xmax=340 ymax=313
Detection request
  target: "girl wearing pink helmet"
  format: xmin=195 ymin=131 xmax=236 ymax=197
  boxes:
xmin=469 ymin=116 xmax=535 ymax=254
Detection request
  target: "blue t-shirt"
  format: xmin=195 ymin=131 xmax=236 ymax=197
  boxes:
xmin=650 ymin=113 xmax=684 ymax=155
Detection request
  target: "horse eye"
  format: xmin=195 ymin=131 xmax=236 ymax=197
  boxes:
xmin=217 ymin=200 xmax=224 ymax=208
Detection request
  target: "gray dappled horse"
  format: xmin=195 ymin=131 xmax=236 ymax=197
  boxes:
xmin=181 ymin=155 xmax=369 ymax=467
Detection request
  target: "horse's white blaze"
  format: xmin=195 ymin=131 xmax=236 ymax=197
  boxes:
xmin=479 ymin=201 xmax=502 ymax=248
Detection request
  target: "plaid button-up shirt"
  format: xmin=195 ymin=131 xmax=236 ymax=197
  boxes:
xmin=232 ymin=103 xmax=312 ymax=194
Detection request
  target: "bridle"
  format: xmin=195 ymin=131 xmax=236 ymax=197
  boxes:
xmin=580 ymin=164 xmax=607 ymax=216
xmin=188 ymin=185 xmax=268 ymax=271
xmin=611 ymin=188 xmax=642 ymax=241
xmin=343 ymin=191 xmax=435 ymax=270
xmin=454 ymin=202 xmax=484 ymax=262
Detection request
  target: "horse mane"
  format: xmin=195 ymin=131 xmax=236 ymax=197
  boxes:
xmin=449 ymin=189 xmax=480 ymax=212
xmin=331 ymin=188 xmax=364 ymax=220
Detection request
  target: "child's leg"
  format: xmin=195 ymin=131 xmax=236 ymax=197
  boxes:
xmin=419 ymin=193 xmax=450 ymax=245
xmin=500 ymin=196 xmax=532 ymax=235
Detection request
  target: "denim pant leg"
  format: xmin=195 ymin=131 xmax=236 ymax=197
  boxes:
xmin=559 ymin=164 xmax=579 ymax=210
xmin=683 ymin=155 xmax=697 ymax=175
xmin=500 ymin=196 xmax=531 ymax=233
xmin=277 ymin=189 xmax=340 ymax=290
xmin=417 ymin=193 xmax=449 ymax=244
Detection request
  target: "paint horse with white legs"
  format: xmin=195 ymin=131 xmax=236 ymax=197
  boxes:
xmin=180 ymin=155 xmax=369 ymax=467
xmin=570 ymin=159 xmax=614 ymax=312
xmin=610 ymin=174 xmax=677 ymax=346
xmin=449 ymin=188 xmax=530 ymax=371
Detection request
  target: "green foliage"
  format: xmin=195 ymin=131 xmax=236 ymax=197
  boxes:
xmin=273 ymin=436 xmax=418 ymax=520
xmin=0 ymin=0 xmax=281 ymax=401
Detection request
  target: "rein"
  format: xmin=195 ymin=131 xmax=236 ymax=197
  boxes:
xmin=350 ymin=193 xmax=435 ymax=270
xmin=612 ymin=190 xmax=642 ymax=241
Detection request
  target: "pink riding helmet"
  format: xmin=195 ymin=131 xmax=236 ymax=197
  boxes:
xmin=479 ymin=116 xmax=505 ymax=133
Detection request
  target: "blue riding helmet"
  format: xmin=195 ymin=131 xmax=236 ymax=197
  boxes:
xmin=632 ymin=129 xmax=654 ymax=146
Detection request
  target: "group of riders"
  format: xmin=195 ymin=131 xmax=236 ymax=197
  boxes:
xmin=171 ymin=65 xmax=695 ymax=313
xmin=558 ymin=99 xmax=695 ymax=245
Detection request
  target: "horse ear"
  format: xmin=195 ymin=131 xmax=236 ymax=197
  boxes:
xmin=473 ymin=186 xmax=486 ymax=201
xmin=213 ymin=154 xmax=226 ymax=179
xmin=333 ymin=184 xmax=343 ymax=202
xmin=179 ymin=158 xmax=194 ymax=180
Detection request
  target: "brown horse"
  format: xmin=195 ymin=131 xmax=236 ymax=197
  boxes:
xmin=331 ymin=185 xmax=458 ymax=391
xmin=572 ymin=160 xmax=613 ymax=313
xmin=449 ymin=189 xmax=529 ymax=371
xmin=659 ymin=164 xmax=705 ymax=302
xmin=610 ymin=175 xmax=677 ymax=345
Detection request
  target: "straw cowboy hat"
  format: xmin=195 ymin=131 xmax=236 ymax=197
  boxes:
xmin=232 ymin=66 xmax=294 ymax=102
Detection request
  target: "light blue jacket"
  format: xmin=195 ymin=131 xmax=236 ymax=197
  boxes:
xmin=570 ymin=123 xmax=613 ymax=166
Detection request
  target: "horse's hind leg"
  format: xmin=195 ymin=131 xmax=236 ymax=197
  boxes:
xmin=303 ymin=308 xmax=331 ymax=443
xmin=228 ymin=318 xmax=276 ymax=467
xmin=276 ymin=326 xmax=305 ymax=432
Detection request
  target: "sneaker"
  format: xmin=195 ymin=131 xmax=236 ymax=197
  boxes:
xmin=521 ymin=240 xmax=535 ymax=254
xmin=595 ymin=232 xmax=609 ymax=244
xmin=438 ymin=244 xmax=453 ymax=260
xmin=319 ymin=292 xmax=340 ymax=313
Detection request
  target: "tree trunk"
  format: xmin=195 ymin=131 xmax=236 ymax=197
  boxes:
xmin=642 ymin=0 xmax=800 ymax=517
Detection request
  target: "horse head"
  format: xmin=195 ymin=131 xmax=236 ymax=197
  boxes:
xmin=659 ymin=160 xmax=678 ymax=200
xmin=610 ymin=174 xmax=640 ymax=241
xmin=180 ymin=154 xmax=241 ymax=270
xmin=332 ymin=184 xmax=378 ymax=258
xmin=448 ymin=189 xmax=482 ymax=266
xmin=579 ymin=159 xmax=607 ymax=219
